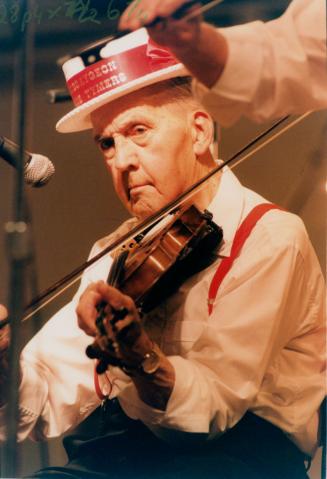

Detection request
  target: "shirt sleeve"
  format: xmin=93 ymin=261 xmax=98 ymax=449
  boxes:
xmin=193 ymin=0 xmax=327 ymax=125
xmin=0 ymin=216 xmax=140 ymax=441
xmin=118 ymin=211 xmax=324 ymax=441
xmin=0 ymin=241 xmax=114 ymax=442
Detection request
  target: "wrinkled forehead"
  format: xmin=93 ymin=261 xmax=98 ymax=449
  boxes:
xmin=90 ymin=84 xmax=184 ymax=134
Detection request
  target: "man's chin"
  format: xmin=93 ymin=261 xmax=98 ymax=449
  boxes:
xmin=130 ymin=200 xmax=159 ymax=221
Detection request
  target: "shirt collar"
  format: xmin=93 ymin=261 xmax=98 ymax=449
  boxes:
xmin=208 ymin=164 xmax=246 ymax=257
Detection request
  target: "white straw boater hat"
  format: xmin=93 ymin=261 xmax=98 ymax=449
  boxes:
xmin=56 ymin=28 xmax=189 ymax=133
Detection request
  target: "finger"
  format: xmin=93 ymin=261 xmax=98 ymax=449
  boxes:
xmin=0 ymin=325 xmax=10 ymax=352
xmin=76 ymin=289 xmax=102 ymax=322
xmin=146 ymin=12 xmax=200 ymax=50
xmin=0 ymin=305 xmax=8 ymax=322
xmin=101 ymin=308 xmax=133 ymax=341
xmin=115 ymin=320 xmax=142 ymax=346
xmin=76 ymin=283 xmax=106 ymax=336
xmin=97 ymin=283 xmax=138 ymax=317
xmin=79 ymin=280 xmax=106 ymax=300
xmin=120 ymin=0 xmax=189 ymax=31
xmin=120 ymin=1 xmax=157 ymax=30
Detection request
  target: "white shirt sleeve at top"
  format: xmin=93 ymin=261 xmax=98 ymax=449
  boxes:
xmin=193 ymin=0 xmax=327 ymax=125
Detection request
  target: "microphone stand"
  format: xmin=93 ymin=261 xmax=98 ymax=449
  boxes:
xmin=1 ymin=0 xmax=33 ymax=476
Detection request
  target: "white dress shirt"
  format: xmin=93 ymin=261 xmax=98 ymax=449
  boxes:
xmin=0 ymin=167 xmax=324 ymax=457
xmin=193 ymin=0 xmax=327 ymax=125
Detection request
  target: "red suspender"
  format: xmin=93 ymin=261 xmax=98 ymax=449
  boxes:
xmin=208 ymin=203 xmax=284 ymax=316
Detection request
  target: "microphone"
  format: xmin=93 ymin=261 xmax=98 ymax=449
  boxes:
xmin=0 ymin=136 xmax=55 ymax=187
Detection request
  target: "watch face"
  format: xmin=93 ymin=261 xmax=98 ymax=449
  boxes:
xmin=142 ymin=349 xmax=161 ymax=374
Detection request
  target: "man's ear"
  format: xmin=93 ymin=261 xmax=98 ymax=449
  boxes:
xmin=191 ymin=110 xmax=214 ymax=156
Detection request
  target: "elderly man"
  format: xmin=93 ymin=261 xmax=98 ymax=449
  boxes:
xmin=0 ymin=28 xmax=325 ymax=479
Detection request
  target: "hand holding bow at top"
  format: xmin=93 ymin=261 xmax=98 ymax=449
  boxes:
xmin=76 ymin=281 xmax=175 ymax=410
xmin=119 ymin=0 xmax=228 ymax=89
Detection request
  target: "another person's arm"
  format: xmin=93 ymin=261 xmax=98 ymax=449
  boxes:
xmin=120 ymin=1 xmax=228 ymax=89
xmin=120 ymin=0 xmax=327 ymax=125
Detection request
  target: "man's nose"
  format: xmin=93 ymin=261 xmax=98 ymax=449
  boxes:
xmin=113 ymin=136 xmax=139 ymax=170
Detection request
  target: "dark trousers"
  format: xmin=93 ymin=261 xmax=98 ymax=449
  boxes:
xmin=28 ymin=399 xmax=309 ymax=479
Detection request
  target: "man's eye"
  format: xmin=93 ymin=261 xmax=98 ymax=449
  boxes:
xmin=131 ymin=125 xmax=147 ymax=136
xmin=99 ymin=138 xmax=114 ymax=151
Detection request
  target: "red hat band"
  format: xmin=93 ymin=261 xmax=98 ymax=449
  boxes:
xmin=67 ymin=39 xmax=179 ymax=107
xmin=57 ymin=28 xmax=188 ymax=133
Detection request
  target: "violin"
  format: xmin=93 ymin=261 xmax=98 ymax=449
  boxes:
xmin=106 ymin=205 xmax=222 ymax=313
xmin=85 ymin=204 xmax=223 ymax=372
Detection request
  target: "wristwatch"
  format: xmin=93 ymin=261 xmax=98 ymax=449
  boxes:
xmin=121 ymin=343 xmax=162 ymax=376
xmin=140 ymin=343 xmax=161 ymax=375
